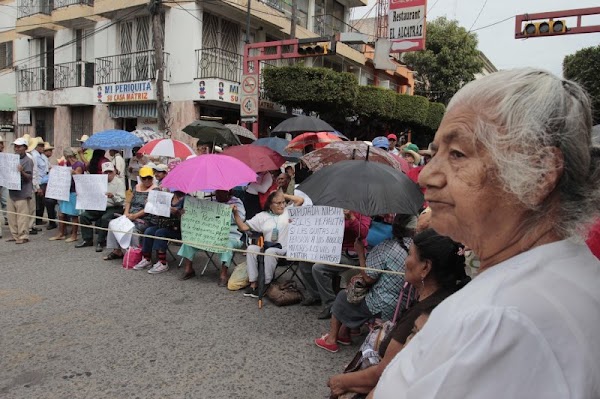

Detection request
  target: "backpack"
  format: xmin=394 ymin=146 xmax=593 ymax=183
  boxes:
xmin=266 ymin=280 xmax=304 ymax=306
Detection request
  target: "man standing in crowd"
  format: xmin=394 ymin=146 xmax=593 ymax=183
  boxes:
xmin=0 ymin=135 xmax=7 ymax=228
xmin=108 ymin=149 xmax=126 ymax=178
xmin=31 ymin=138 xmax=48 ymax=229
xmin=76 ymin=162 xmax=125 ymax=252
xmin=6 ymin=138 xmax=33 ymax=244
xmin=26 ymin=137 xmax=42 ymax=235
xmin=41 ymin=142 xmax=58 ymax=230
xmin=387 ymin=134 xmax=400 ymax=155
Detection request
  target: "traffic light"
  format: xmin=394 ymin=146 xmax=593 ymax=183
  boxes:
xmin=298 ymin=43 xmax=330 ymax=56
xmin=523 ymin=20 xmax=567 ymax=36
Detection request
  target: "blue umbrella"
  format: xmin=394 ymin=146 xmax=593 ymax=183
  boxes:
xmin=252 ymin=137 xmax=302 ymax=161
xmin=83 ymin=129 xmax=144 ymax=150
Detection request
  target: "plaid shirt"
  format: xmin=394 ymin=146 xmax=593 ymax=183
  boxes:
xmin=365 ymin=237 xmax=411 ymax=320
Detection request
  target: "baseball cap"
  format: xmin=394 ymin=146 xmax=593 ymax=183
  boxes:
xmin=372 ymin=136 xmax=390 ymax=150
xmin=387 ymin=134 xmax=398 ymax=141
xmin=12 ymin=138 xmax=28 ymax=146
xmin=139 ymin=166 xmax=154 ymax=178
xmin=101 ymin=162 xmax=115 ymax=173
xmin=153 ymin=164 xmax=168 ymax=172
xmin=405 ymin=143 xmax=419 ymax=153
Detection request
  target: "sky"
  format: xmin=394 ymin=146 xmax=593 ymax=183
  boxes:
xmin=352 ymin=0 xmax=600 ymax=77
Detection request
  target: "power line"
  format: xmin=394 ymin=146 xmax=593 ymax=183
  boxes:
xmin=470 ymin=15 xmax=513 ymax=32
xmin=467 ymin=0 xmax=489 ymax=32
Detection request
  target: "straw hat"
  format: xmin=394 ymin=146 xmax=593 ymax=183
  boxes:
xmin=43 ymin=142 xmax=54 ymax=151
xmin=402 ymin=147 xmax=421 ymax=165
xmin=419 ymin=143 xmax=434 ymax=156
xmin=76 ymin=134 xmax=90 ymax=143
xmin=27 ymin=136 xmax=44 ymax=152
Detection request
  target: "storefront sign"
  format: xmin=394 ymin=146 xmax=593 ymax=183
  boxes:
xmin=196 ymin=79 xmax=241 ymax=104
xmin=388 ymin=0 xmax=427 ymax=53
xmin=0 ymin=124 xmax=15 ymax=132
xmin=95 ymin=80 xmax=156 ymax=103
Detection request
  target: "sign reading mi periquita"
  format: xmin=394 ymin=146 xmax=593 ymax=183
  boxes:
xmin=388 ymin=0 xmax=427 ymax=53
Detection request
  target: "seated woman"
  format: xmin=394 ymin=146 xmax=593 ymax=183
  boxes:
xmin=133 ymin=190 xmax=185 ymax=274
xmin=325 ymin=229 xmax=470 ymax=398
xmin=178 ymin=190 xmax=246 ymax=285
xmin=232 ymin=189 xmax=304 ymax=298
xmin=103 ymin=166 xmax=157 ymax=260
xmin=314 ymin=214 xmax=415 ymax=353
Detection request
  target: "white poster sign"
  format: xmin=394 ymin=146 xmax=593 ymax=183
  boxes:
xmin=0 ymin=153 xmax=21 ymax=190
xmin=287 ymin=206 xmax=345 ymax=263
xmin=45 ymin=166 xmax=72 ymax=201
xmin=108 ymin=215 xmax=135 ymax=249
xmin=144 ymin=190 xmax=174 ymax=218
xmin=74 ymin=174 xmax=108 ymax=211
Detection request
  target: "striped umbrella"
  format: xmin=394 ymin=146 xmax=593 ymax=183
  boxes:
xmin=137 ymin=138 xmax=194 ymax=159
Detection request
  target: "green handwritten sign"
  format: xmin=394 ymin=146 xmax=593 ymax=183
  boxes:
xmin=181 ymin=197 xmax=232 ymax=253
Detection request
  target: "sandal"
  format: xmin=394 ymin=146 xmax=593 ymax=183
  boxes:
xmin=103 ymin=251 xmax=124 ymax=261
xmin=180 ymin=271 xmax=196 ymax=281
xmin=49 ymin=235 xmax=66 ymax=241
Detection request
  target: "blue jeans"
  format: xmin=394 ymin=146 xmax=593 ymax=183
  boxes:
xmin=142 ymin=226 xmax=179 ymax=254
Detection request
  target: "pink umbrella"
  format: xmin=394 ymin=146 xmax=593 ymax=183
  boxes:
xmin=137 ymin=138 xmax=194 ymax=159
xmin=161 ymin=154 xmax=257 ymax=193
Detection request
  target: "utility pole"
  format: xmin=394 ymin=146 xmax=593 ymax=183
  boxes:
xmin=290 ymin=0 xmax=297 ymax=40
xmin=150 ymin=0 xmax=169 ymax=136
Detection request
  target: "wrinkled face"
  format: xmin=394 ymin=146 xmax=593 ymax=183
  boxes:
xmin=418 ymin=104 xmax=521 ymax=246
xmin=276 ymin=173 xmax=290 ymax=189
xmin=404 ymin=243 xmax=427 ymax=286
xmin=269 ymin=193 xmax=286 ymax=215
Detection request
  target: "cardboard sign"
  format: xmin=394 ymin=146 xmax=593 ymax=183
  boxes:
xmin=144 ymin=190 xmax=174 ymax=218
xmin=181 ymin=197 xmax=231 ymax=253
xmin=74 ymin=174 xmax=108 ymax=211
xmin=287 ymin=206 xmax=345 ymax=263
xmin=45 ymin=166 xmax=72 ymax=201
xmin=0 ymin=153 xmax=21 ymax=190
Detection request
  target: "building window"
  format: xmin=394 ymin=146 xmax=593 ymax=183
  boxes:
xmin=71 ymin=106 xmax=93 ymax=147
xmin=0 ymin=42 xmax=13 ymax=70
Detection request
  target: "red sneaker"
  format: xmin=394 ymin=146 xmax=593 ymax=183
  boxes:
xmin=337 ymin=336 xmax=352 ymax=346
xmin=315 ymin=335 xmax=339 ymax=353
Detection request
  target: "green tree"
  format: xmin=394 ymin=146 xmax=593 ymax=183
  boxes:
xmin=564 ymin=45 xmax=600 ymax=124
xmin=402 ymin=17 xmax=484 ymax=104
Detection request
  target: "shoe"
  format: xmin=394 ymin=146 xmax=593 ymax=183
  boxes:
xmin=103 ymin=251 xmax=124 ymax=261
xmin=15 ymin=239 xmax=29 ymax=245
xmin=5 ymin=238 xmax=16 ymax=242
xmin=314 ymin=335 xmax=339 ymax=353
xmin=29 ymin=229 xmax=38 ymax=235
xmin=148 ymin=261 xmax=169 ymax=274
xmin=243 ymin=286 xmax=259 ymax=298
xmin=301 ymin=296 xmax=322 ymax=306
xmin=33 ymin=226 xmax=42 ymax=231
xmin=180 ymin=271 xmax=196 ymax=280
xmin=337 ymin=336 xmax=352 ymax=346
xmin=133 ymin=258 xmax=152 ymax=270
xmin=75 ymin=241 xmax=93 ymax=248
xmin=65 ymin=237 xmax=78 ymax=243
xmin=49 ymin=235 xmax=65 ymax=241
xmin=317 ymin=306 xmax=332 ymax=320
xmin=95 ymin=243 xmax=104 ymax=253
xmin=46 ymin=223 xmax=57 ymax=230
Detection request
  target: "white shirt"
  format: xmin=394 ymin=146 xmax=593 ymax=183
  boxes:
xmin=375 ymin=240 xmax=600 ymax=399
xmin=112 ymin=154 xmax=126 ymax=177
xmin=246 ymin=208 xmax=290 ymax=249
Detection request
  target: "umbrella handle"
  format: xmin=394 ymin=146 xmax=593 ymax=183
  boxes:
xmin=351 ymin=148 xmax=356 ymax=160
xmin=366 ymin=146 xmax=370 ymax=162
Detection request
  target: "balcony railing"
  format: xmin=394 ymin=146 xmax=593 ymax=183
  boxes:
xmin=18 ymin=66 xmax=53 ymax=92
xmin=53 ymin=0 xmax=94 ymax=9
xmin=95 ymin=50 xmax=169 ymax=84
xmin=55 ymin=61 xmax=95 ymax=89
xmin=313 ymin=14 xmax=358 ymax=36
xmin=195 ymin=48 xmax=243 ymax=83
xmin=17 ymin=0 xmax=52 ymax=19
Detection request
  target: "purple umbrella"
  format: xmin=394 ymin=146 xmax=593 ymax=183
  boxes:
xmin=161 ymin=154 xmax=257 ymax=193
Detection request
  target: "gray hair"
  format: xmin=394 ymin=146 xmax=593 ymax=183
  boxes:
xmin=447 ymin=68 xmax=600 ymax=238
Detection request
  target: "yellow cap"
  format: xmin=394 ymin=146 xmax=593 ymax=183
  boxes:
xmin=139 ymin=166 xmax=154 ymax=178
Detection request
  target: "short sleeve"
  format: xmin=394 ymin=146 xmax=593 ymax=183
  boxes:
xmin=246 ymin=212 xmax=265 ymax=232
xmin=374 ymin=306 xmax=569 ymax=399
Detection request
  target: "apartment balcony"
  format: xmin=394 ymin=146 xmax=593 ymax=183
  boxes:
xmin=196 ymin=48 xmax=243 ymax=83
xmin=53 ymin=61 xmax=96 ymax=105
xmin=17 ymin=66 xmax=54 ymax=107
xmin=16 ymin=0 xmax=59 ymax=36
xmin=95 ymin=50 xmax=170 ymax=85
xmin=94 ymin=0 xmax=148 ymax=18
xmin=53 ymin=0 xmax=99 ymax=29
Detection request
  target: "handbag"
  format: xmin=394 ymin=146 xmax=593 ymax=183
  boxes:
xmin=346 ymin=275 xmax=369 ymax=304
xmin=123 ymin=247 xmax=143 ymax=269
xmin=266 ymin=280 xmax=304 ymax=306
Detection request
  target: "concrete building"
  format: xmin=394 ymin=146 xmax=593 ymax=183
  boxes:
xmin=0 ymin=0 xmax=414 ymax=156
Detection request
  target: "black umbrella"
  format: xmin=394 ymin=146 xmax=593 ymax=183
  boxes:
xmin=298 ymin=160 xmax=425 ymax=216
xmin=271 ymin=115 xmax=335 ymax=135
xmin=182 ymin=120 xmax=241 ymax=146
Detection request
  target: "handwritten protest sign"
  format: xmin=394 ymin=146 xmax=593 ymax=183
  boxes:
xmin=74 ymin=174 xmax=108 ymax=211
xmin=109 ymin=215 xmax=135 ymax=249
xmin=181 ymin=197 xmax=231 ymax=253
xmin=288 ymin=206 xmax=345 ymax=263
xmin=0 ymin=153 xmax=21 ymax=190
xmin=45 ymin=166 xmax=72 ymax=201
xmin=144 ymin=190 xmax=174 ymax=218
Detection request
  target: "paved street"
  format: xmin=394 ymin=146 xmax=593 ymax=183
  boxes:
xmin=0 ymin=224 xmax=351 ymax=399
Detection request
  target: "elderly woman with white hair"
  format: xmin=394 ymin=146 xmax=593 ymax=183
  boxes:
xmin=372 ymin=69 xmax=600 ymax=399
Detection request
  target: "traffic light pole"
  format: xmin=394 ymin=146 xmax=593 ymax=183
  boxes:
xmin=515 ymin=7 xmax=600 ymax=38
